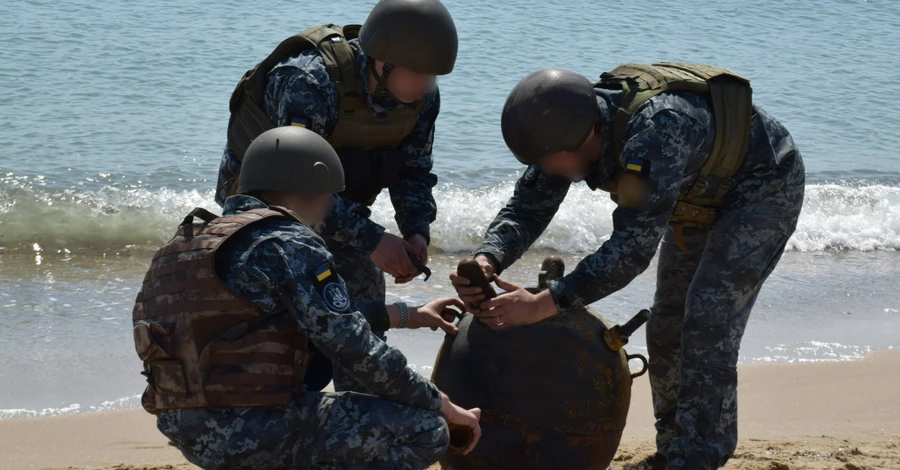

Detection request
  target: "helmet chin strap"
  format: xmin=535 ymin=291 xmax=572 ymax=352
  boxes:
xmin=369 ymin=59 xmax=395 ymax=98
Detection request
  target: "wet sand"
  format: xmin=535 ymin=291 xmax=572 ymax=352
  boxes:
xmin=1 ymin=349 xmax=897 ymax=470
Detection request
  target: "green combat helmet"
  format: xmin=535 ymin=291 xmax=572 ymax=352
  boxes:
xmin=359 ymin=0 xmax=458 ymax=92
xmin=237 ymin=126 xmax=345 ymax=195
xmin=501 ymin=68 xmax=598 ymax=165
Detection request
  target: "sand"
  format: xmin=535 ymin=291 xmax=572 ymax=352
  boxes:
xmin=1 ymin=349 xmax=898 ymax=470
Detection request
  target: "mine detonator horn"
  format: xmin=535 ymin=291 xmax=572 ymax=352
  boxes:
xmin=456 ymin=258 xmax=498 ymax=311
xmin=604 ymin=309 xmax=651 ymax=379
xmin=537 ymin=256 xmax=566 ymax=289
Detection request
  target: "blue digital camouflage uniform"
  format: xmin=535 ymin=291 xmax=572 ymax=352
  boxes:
xmin=475 ymin=88 xmax=805 ymax=470
xmin=157 ymin=195 xmax=448 ymax=470
xmin=214 ymin=37 xmax=439 ymax=394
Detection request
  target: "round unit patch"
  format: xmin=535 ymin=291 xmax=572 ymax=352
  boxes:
xmin=323 ymin=282 xmax=351 ymax=312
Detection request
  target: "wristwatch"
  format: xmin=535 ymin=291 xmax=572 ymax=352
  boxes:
xmin=394 ymin=302 xmax=410 ymax=328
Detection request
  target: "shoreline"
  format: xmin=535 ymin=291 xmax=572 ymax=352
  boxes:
xmin=1 ymin=349 xmax=897 ymax=469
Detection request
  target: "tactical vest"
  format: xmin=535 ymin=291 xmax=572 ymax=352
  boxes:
xmin=596 ymin=62 xmax=753 ymax=250
xmin=132 ymin=207 xmax=311 ymax=414
xmin=225 ymin=24 xmax=424 ymax=204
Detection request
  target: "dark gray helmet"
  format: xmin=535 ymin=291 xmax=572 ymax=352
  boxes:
xmin=501 ymin=68 xmax=598 ymax=165
xmin=237 ymin=126 xmax=345 ymax=195
xmin=359 ymin=0 xmax=458 ymax=75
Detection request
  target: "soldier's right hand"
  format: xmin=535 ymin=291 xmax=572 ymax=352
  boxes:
xmin=440 ymin=392 xmax=482 ymax=455
xmin=370 ymin=233 xmax=418 ymax=280
xmin=449 ymin=255 xmax=496 ymax=311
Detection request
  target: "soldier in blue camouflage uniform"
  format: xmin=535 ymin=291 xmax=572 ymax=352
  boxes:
xmin=146 ymin=127 xmax=480 ymax=470
xmin=215 ymin=0 xmax=458 ymax=395
xmin=450 ymin=67 xmax=804 ymax=470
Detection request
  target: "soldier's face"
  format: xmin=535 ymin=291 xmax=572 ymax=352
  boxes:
xmin=279 ymin=194 xmax=334 ymax=230
xmin=376 ymin=61 xmax=437 ymax=104
xmin=541 ymin=130 xmax=603 ymax=182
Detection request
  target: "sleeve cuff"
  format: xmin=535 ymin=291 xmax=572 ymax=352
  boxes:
xmin=473 ymin=249 xmax=506 ymax=275
xmin=357 ymin=301 xmax=390 ymax=333
xmin=548 ymin=277 xmax=577 ymax=313
xmin=422 ymin=382 xmax=442 ymax=411
xmin=401 ymin=225 xmax=431 ymax=246
xmin=357 ymin=222 xmax=387 ymax=254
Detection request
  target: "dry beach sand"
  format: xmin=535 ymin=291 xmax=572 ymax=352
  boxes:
xmin=1 ymin=349 xmax=898 ymax=470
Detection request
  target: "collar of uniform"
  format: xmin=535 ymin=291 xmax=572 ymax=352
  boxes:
xmin=595 ymin=87 xmax=621 ymax=153
xmin=585 ymin=90 xmax=620 ymax=188
xmin=222 ymin=194 xmax=269 ymax=216
xmin=349 ymin=38 xmax=423 ymax=119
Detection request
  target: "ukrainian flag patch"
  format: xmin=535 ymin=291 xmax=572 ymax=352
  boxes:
xmin=314 ymin=263 xmax=333 ymax=282
xmin=625 ymin=158 xmax=643 ymax=173
xmin=291 ymin=117 xmax=307 ymax=128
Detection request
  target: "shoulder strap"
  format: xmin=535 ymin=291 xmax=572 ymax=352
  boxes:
xmin=598 ymin=63 xmax=752 ymax=198
xmin=303 ymin=24 xmax=367 ymax=117
xmin=598 ymin=63 xmax=711 ymax=158
xmin=227 ymin=24 xmax=365 ymax=161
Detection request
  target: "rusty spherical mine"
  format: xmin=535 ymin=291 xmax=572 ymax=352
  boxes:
xmin=432 ymin=300 xmax=647 ymax=470
xmin=434 ymin=257 xmax=647 ymax=469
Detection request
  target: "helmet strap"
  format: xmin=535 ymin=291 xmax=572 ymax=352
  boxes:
xmin=369 ymin=59 xmax=395 ymax=98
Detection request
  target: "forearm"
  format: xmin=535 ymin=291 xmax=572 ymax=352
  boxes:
xmin=319 ymin=194 xmax=385 ymax=253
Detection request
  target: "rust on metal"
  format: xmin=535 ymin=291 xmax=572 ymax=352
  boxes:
xmin=432 ymin=257 xmax=650 ymax=470
xmin=537 ymin=256 xmax=566 ymax=289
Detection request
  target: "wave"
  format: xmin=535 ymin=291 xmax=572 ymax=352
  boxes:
xmin=0 ymin=394 xmax=141 ymax=420
xmin=1 ymin=180 xmax=898 ymax=253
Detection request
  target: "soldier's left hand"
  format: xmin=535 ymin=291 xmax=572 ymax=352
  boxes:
xmin=409 ymin=297 xmax=464 ymax=335
xmin=475 ymin=276 xmax=559 ymax=330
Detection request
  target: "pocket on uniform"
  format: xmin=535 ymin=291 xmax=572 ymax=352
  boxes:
xmin=134 ymin=321 xmax=189 ymax=396
xmin=149 ymin=360 xmax=189 ymax=395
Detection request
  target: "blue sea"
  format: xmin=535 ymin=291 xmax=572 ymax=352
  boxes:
xmin=1 ymin=0 xmax=898 ymax=418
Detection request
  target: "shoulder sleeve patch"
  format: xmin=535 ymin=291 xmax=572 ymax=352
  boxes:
xmin=624 ymin=158 xmax=652 ymax=177
xmin=313 ymin=263 xmax=334 ymax=282
xmin=520 ymin=165 xmax=541 ymax=188
xmin=310 ymin=262 xmax=351 ymax=313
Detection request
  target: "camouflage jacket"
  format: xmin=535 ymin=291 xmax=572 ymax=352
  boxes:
xmin=476 ymin=87 xmax=796 ymax=311
xmin=215 ymin=38 xmax=440 ymax=252
xmin=212 ymin=194 xmax=441 ymax=411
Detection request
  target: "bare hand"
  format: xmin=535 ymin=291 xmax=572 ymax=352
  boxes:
xmin=440 ymin=393 xmax=482 ymax=455
xmin=474 ymin=275 xmax=558 ymax=330
xmin=409 ymin=298 xmax=464 ymax=335
xmin=370 ymin=233 xmax=418 ymax=281
xmin=448 ymin=255 xmax=496 ymax=313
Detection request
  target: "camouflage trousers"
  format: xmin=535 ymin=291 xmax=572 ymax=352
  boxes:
xmin=330 ymin=247 xmax=389 ymax=393
xmin=647 ymin=152 xmax=805 ymax=469
xmin=157 ymin=391 xmax=449 ymax=470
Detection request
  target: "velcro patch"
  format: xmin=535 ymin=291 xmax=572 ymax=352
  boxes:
xmin=321 ymin=282 xmax=350 ymax=312
xmin=521 ymin=165 xmax=541 ymax=188
xmin=314 ymin=263 xmax=333 ymax=282
xmin=625 ymin=158 xmax=651 ymax=177
xmin=311 ymin=262 xmax=350 ymax=312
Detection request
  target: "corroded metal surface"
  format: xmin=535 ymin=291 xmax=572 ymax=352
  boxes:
xmin=433 ymin=258 xmax=648 ymax=470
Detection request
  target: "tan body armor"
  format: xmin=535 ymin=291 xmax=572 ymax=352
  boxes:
xmin=132 ymin=207 xmax=311 ymax=414
xmin=596 ymin=62 xmax=753 ymax=250
xmin=225 ymin=25 xmax=424 ymax=203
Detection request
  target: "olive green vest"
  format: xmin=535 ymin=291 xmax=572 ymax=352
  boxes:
xmin=224 ymin=25 xmax=424 ymax=202
xmin=596 ymin=62 xmax=753 ymax=250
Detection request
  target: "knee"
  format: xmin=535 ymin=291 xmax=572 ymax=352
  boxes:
xmin=405 ymin=412 xmax=449 ymax=466
xmin=646 ymin=310 xmax=683 ymax=350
